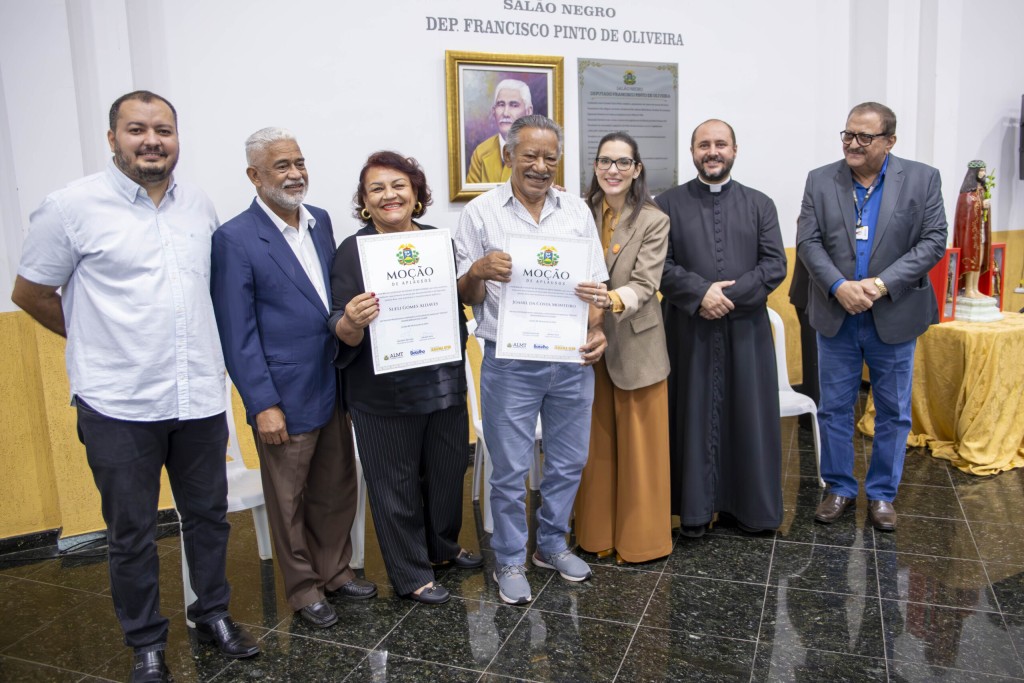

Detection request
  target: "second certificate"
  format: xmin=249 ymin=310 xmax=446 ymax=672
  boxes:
xmin=357 ymin=229 xmax=462 ymax=374
xmin=496 ymin=233 xmax=593 ymax=363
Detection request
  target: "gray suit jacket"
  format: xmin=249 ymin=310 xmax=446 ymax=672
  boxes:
xmin=796 ymin=154 xmax=947 ymax=345
xmin=600 ymin=202 xmax=671 ymax=390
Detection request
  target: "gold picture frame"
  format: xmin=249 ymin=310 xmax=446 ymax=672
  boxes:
xmin=445 ymin=50 xmax=564 ymax=202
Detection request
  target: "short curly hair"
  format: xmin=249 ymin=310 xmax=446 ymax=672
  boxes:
xmin=353 ymin=151 xmax=433 ymax=221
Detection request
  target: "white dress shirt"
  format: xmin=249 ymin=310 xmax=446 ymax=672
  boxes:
xmin=255 ymin=197 xmax=328 ymax=310
xmin=18 ymin=160 xmax=225 ymax=421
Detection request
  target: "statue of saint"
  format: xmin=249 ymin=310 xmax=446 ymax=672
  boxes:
xmin=953 ymin=160 xmax=992 ymax=298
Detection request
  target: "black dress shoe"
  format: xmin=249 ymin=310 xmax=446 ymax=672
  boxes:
xmin=193 ymin=615 xmax=260 ymax=659
xmin=297 ymin=599 xmax=338 ymax=628
xmin=408 ymin=583 xmax=450 ymax=605
xmin=679 ymin=524 xmax=707 ymax=538
xmin=331 ymin=577 xmax=378 ymax=600
xmin=814 ymin=493 xmax=855 ymax=523
xmin=868 ymin=500 xmax=897 ymax=531
xmin=453 ymin=549 xmax=484 ymax=569
xmin=129 ymin=650 xmax=173 ymax=683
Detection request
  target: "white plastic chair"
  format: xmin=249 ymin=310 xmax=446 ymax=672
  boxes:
xmin=348 ymin=427 xmax=367 ymax=570
xmin=465 ymin=319 xmax=543 ymax=534
xmin=180 ymin=376 xmax=273 ymax=626
xmin=767 ymin=306 xmax=825 ymax=488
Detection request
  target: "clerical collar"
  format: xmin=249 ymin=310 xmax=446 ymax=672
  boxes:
xmin=698 ymin=176 xmax=731 ymax=193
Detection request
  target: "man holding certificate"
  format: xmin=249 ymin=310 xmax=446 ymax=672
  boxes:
xmin=455 ymin=115 xmax=609 ymax=605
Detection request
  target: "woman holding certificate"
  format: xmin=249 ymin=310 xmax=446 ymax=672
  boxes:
xmin=329 ymin=151 xmax=480 ymax=605
xmin=573 ymin=132 xmax=673 ymax=564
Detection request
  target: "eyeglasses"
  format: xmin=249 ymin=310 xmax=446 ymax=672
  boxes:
xmin=840 ymin=130 xmax=890 ymax=146
xmin=595 ymin=157 xmax=636 ymax=171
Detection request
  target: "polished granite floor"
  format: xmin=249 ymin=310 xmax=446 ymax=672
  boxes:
xmin=3 ymin=416 xmax=1024 ymax=682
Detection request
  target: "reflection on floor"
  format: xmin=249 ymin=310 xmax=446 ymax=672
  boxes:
xmin=3 ymin=416 xmax=1024 ymax=681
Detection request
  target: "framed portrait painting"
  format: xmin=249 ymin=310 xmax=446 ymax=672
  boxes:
xmin=445 ymin=51 xmax=564 ymax=201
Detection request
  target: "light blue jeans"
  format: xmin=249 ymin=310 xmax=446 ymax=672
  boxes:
xmin=817 ymin=312 xmax=916 ymax=501
xmin=481 ymin=341 xmax=595 ymax=566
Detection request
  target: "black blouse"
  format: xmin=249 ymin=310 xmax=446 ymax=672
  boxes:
xmin=328 ymin=223 xmax=468 ymax=415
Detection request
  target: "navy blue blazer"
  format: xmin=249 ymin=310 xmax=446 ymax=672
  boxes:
xmin=211 ymin=199 xmax=338 ymax=434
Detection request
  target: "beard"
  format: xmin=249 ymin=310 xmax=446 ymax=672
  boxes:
xmin=696 ymin=154 xmax=734 ymax=182
xmin=113 ymin=141 xmax=175 ymax=185
xmin=263 ymin=181 xmax=307 ymax=211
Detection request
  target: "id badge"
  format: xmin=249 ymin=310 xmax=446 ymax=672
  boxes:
xmin=855 ymin=225 xmax=869 ymax=241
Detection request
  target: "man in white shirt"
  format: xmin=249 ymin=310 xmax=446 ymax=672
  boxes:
xmin=210 ymin=128 xmax=375 ymax=631
xmin=455 ymin=115 xmax=609 ymax=605
xmin=12 ymin=90 xmax=258 ymax=683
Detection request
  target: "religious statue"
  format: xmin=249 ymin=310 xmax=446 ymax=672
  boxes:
xmin=953 ymin=160 xmax=992 ymax=298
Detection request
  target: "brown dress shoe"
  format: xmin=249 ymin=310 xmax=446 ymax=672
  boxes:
xmin=814 ymin=494 xmax=855 ymax=523
xmin=868 ymin=500 xmax=897 ymax=531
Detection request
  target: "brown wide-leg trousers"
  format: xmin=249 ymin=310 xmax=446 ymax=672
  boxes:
xmin=574 ymin=358 xmax=672 ymax=563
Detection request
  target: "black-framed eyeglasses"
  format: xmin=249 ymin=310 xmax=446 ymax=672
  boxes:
xmin=840 ymin=130 xmax=889 ymax=146
xmin=595 ymin=157 xmax=636 ymax=171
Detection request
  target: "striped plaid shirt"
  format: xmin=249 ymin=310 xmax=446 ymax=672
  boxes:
xmin=454 ymin=181 xmax=608 ymax=342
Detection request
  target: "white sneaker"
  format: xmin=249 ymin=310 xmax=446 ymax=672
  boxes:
xmin=532 ymin=549 xmax=593 ymax=582
xmin=493 ymin=564 xmax=532 ymax=605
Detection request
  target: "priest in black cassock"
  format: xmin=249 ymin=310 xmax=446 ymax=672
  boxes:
xmin=655 ymin=119 xmax=787 ymax=537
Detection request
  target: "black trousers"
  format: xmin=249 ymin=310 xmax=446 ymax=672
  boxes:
xmin=349 ymin=403 xmax=468 ymax=595
xmin=76 ymin=399 xmax=232 ymax=651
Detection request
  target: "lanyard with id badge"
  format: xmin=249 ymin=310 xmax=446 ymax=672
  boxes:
xmin=852 ymin=155 xmax=888 ymax=241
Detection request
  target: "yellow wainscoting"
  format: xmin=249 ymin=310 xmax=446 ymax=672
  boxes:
xmin=0 ymin=311 xmax=255 ymax=540
xmin=768 ymin=247 xmax=803 ymax=388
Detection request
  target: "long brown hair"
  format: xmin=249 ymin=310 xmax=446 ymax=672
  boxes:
xmin=584 ymin=131 xmax=657 ymax=227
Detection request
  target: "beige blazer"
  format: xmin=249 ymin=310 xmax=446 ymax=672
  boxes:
xmin=599 ymin=201 xmax=671 ymax=390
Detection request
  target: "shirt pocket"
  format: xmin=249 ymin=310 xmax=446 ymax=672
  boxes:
xmin=175 ymin=229 xmax=212 ymax=278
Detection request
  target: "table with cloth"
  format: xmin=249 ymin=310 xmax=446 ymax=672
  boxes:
xmin=858 ymin=311 xmax=1024 ymax=475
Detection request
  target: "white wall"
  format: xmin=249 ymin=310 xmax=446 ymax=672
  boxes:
xmin=2 ymin=0 xmax=1022 ymax=313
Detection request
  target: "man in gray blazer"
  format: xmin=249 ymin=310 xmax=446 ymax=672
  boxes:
xmin=796 ymin=102 xmax=947 ymax=531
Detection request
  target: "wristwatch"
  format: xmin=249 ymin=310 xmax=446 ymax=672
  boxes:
xmin=873 ymin=277 xmax=888 ymax=297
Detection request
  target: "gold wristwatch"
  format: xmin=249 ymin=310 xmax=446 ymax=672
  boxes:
xmin=873 ymin=277 xmax=888 ymax=297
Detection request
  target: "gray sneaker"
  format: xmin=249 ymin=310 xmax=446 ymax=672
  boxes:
xmin=493 ymin=564 xmax=532 ymax=605
xmin=532 ymin=549 xmax=593 ymax=582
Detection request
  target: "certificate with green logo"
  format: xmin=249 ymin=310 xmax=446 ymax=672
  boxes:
xmin=357 ymin=229 xmax=462 ymax=374
xmin=496 ymin=233 xmax=593 ymax=363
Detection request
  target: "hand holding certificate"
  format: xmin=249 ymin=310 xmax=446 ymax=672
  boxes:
xmin=496 ymin=233 xmax=595 ymax=363
xmin=357 ymin=229 xmax=462 ymax=374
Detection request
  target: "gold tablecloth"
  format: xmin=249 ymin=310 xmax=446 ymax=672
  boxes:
xmin=858 ymin=311 xmax=1024 ymax=475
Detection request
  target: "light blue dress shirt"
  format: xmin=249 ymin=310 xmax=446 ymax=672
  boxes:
xmin=18 ymin=160 xmax=225 ymax=421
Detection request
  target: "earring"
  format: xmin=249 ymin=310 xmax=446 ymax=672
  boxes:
xmin=413 ymin=201 xmax=424 ymax=216
xmin=360 ymin=208 xmax=371 ymax=221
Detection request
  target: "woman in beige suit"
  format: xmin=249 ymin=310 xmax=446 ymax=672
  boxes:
xmin=574 ymin=132 xmax=673 ymax=563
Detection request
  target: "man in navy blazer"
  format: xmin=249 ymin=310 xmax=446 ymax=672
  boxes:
xmin=797 ymin=102 xmax=947 ymax=532
xmin=211 ymin=128 xmax=376 ymax=629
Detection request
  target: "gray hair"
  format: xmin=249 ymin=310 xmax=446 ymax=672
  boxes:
xmin=245 ymin=127 xmax=297 ymax=166
xmin=493 ymin=79 xmax=533 ymax=109
xmin=506 ymin=115 xmax=563 ymax=158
